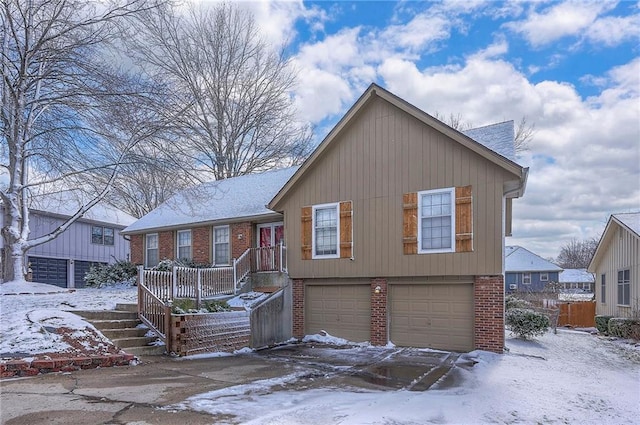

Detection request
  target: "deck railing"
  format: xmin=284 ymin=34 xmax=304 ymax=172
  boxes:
xmin=137 ymin=245 xmax=287 ymax=342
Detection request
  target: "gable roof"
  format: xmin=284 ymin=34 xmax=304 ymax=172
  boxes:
xmin=505 ymin=246 xmax=563 ymax=273
xmin=559 ymin=268 xmax=594 ymax=284
xmin=588 ymin=212 xmax=640 ymax=272
xmin=122 ymin=167 xmax=299 ymax=234
xmin=270 ymin=83 xmax=527 ymax=209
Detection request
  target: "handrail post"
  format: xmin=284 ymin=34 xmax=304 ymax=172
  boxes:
xmin=172 ymin=266 xmax=177 ymax=300
xmin=137 ymin=266 xmax=144 ymax=316
xmin=279 ymin=242 xmax=283 ymax=272
xmin=164 ymin=301 xmax=172 ymax=351
xmin=233 ymin=257 xmax=238 ymax=294
xmin=196 ymin=269 xmax=202 ymax=308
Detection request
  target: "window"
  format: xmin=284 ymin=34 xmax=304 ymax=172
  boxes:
xmin=177 ymin=230 xmax=192 ymax=261
xmin=146 ymin=234 xmax=159 ymax=267
xmin=617 ymin=269 xmax=630 ymax=306
xmin=213 ymin=226 xmax=230 ymax=265
xmin=540 ymin=272 xmax=549 ymax=282
xmin=601 ymin=274 xmax=606 ymax=304
xmin=418 ymin=188 xmax=455 ymax=253
xmin=91 ymin=226 xmax=115 ymax=245
xmin=312 ymin=203 xmax=339 ymax=258
xmin=523 ymin=273 xmax=531 ymax=285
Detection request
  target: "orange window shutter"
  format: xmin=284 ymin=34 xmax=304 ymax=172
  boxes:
xmin=455 ymin=186 xmax=473 ymax=252
xmin=301 ymin=206 xmax=312 ymax=260
xmin=339 ymin=201 xmax=353 ymax=259
xmin=403 ymin=193 xmax=418 ymax=255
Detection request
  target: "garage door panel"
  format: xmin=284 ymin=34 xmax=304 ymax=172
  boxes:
xmin=390 ymin=282 xmax=474 ymax=352
xmin=29 ymin=257 xmax=68 ymax=288
xmin=306 ymin=284 xmax=370 ymax=342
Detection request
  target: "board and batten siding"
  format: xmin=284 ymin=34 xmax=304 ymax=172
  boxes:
xmin=594 ymin=224 xmax=640 ymax=317
xmin=280 ymin=96 xmax=517 ymax=279
xmin=25 ymin=212 xmax=130 ymax=263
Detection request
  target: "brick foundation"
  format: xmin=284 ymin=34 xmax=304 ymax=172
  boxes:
xmin=130 ymin=234 xmax=143 ymax=265
xmin=474 ymin=275 xmax=505 ymax=353
xmin=292 ymin=279 xmax=305 ymax=338
xmin=370 ymin=278 xmax=388 ymax=345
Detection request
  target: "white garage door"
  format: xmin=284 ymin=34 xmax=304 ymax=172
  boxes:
xmin=390 ymin=282 xmax=474 ymax=352
xmin=305 ymin=284 xmax=371 ymax=342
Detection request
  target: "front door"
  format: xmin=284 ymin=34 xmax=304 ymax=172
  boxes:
xmin=257 ymin=223 xmax=284 ymax=271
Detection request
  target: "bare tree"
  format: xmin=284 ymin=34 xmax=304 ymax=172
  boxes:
xmin=556 ymin=238 xmax=599 ymax=269
xmin=433 ymin=111 xmax=473 ymax=131
xmin=0 ymin=0 xmax=160 ymax=282
xmin=127 ymin=2 xmax=313 ymax=181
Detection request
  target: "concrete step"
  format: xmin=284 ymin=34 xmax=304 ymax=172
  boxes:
xmin=73 ymin=310 xmax=138 ymax=320
xmin=101 ymin=327 xmax=149 ymax=340
xmin=90 ymin=319 xmax=142 ymax=330
xmin=112 ymin=336 xmax=158 ymax=348
xmin=115 ymin=303 xmax=138 ymax=313
xmin=124 ymin=345 xmax=166 ymax=357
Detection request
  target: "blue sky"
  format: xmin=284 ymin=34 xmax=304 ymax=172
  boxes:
xmin=242 ymin=0 xmax=640 ymax=259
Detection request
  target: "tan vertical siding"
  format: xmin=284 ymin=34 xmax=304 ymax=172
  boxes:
xmin=594 ymin=224 xmax=640 ymax=317
xmin=280 ymin=97 xmax=517 ymax=279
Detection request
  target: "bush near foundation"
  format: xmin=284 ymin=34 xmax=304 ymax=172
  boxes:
xmin=505 ymin=295 xmax=533 ymax=310
xmin=595 ymin=315 xmax=613 ymax=334
xmin=506 ymin=308 xmax=550 ymax=339
xmin=608 ymin=318 xmax=640 ymax=340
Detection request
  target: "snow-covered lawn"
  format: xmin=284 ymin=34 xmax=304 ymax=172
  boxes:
xmin=174 ymin=334 xmax=640 ymax=424
xmin=0 ymin=281 xmax=137 ymax=359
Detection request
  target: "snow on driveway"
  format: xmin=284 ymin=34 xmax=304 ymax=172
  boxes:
xmin=177 ymin=330 xmax=640 ymax=424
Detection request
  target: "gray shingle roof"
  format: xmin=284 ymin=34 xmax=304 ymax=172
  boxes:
xmin=462 ymin=121 xmax=516 ymax=162
xmin=559 ymin=268 xmax=594 ymax=284
xmin=613 ymin=212 xmax=640 ymax=236
xmin=122 ymin=167 xmax=299 ymax=233
xmin=505 ymin=245 xmax=563 ymax=273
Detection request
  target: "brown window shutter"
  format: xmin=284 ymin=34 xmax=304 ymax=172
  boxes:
xmin=301 ymin=206 xmax=312 ymax=260
xmin=339 ymin=201 xmax=353 ymax=259
xmin=455 ymin=186 xmax=473 ymax=252
xmin=403 ymin=193 xmax=418 ymax=255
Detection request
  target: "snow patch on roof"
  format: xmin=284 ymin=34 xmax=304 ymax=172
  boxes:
xmin=462 ymin=121 xmax=516 ymax=161
xmin=614 ymin=212 xmax=640 ymax=236
xmin=559 ymin=269 xmax=594 ymax=284
xmin=505 ymin=245 xmax=563 ymax=272
xmin=124 ymin=167 xmax=299 ymax=233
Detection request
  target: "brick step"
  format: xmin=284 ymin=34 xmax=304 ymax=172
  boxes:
xmin=112 ymin=336 xmax=158 ymax=349
xmin=72 ymin=310 xmax=138 ymax=321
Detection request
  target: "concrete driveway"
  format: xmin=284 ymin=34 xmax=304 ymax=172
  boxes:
xmin=0 ymin=343 xmax=464 ymax=424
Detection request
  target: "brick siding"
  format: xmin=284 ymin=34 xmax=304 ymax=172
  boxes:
xmin=370 ymin=278 xmax=388 ymax=345
xmin=292 ymin=279 xmax=305 ymax=338
xmin=130 ymin=234 xmax=143 ymax=265
xmin=474 ymin=275 xmax=505 ymax=353
xmin=158 ymin=231 xmax=174 ymax=261
xmin=231 ymin=222 xmax=253 ymax=260
xmin=192 ymin=226 xmax=210 ymax=264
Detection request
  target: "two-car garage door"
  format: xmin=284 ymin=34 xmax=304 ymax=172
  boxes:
xmin=389 ymin=282 xmax=474 ymax=352
xmin=304 ymin=279 xmax=474 ymax=351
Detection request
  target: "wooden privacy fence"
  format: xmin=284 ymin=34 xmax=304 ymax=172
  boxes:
xmin=557 ymin=301 xmax=596 ymax=328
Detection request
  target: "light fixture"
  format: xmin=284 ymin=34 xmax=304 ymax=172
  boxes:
xmin=374 ymin=285 xmax=381 ymax=294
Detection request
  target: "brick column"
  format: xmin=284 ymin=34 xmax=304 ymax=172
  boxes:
xmin=292 ymin=279 xmax=305 ymax=339
xmin=474 ymin=275 xmax=505 ymax=353
xmin=130 ymin=234 xmax=143 ymax=265
xmin=370 ymin=278 xmax=388 ymax=346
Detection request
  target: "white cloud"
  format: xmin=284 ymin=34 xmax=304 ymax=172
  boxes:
xmin=505 ymin=1 xmax=617 ymax=47
xmin=585 ymin=14 xmax=640 ymax=46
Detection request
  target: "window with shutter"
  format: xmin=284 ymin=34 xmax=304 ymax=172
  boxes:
xmin=301 ymin=201 xmax=353 ymax=260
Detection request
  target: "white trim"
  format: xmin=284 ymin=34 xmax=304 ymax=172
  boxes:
xmin=540 ymin=272 xmax=549 ymax=282
xmin=417 ymin=187 xmax=456 ymax=254
xmin=213 ymin=225 xmax=230 ymax=265
xmin=523 ymin=272 xmax=531 ymax=285
xmin=256 ymin=222 xmax=284 ymax=247
xmin=312 ymin=203 xmax=340 ymax=259
xmin=176 ymin=229 xmax=192 ymax=261
xmin=145 ymin=233 xmax=159 ymax=268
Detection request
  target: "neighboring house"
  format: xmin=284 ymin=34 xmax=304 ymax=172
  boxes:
xmin=267 ymin=84 xmax=528 ymax=353
xmin=126 ymin=84 xmax=529 ymax=353
xmin=0 ymin=196 xmax=135 ymax=288
xmin=589 ymin=212 xmax=640 ymax=317
xmin=504 ymin=246 xmax=562 ymax=292
xmin=121 ymin=167 xmax=299 ymax=269
xmin=559 ymin=268 xmax=595 ymax=292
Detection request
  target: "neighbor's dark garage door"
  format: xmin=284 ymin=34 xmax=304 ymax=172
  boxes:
xmin=74 ymin=261 xmax=105 ymax=288
xmin=29 ymin=256 xmax=68 ymax=288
